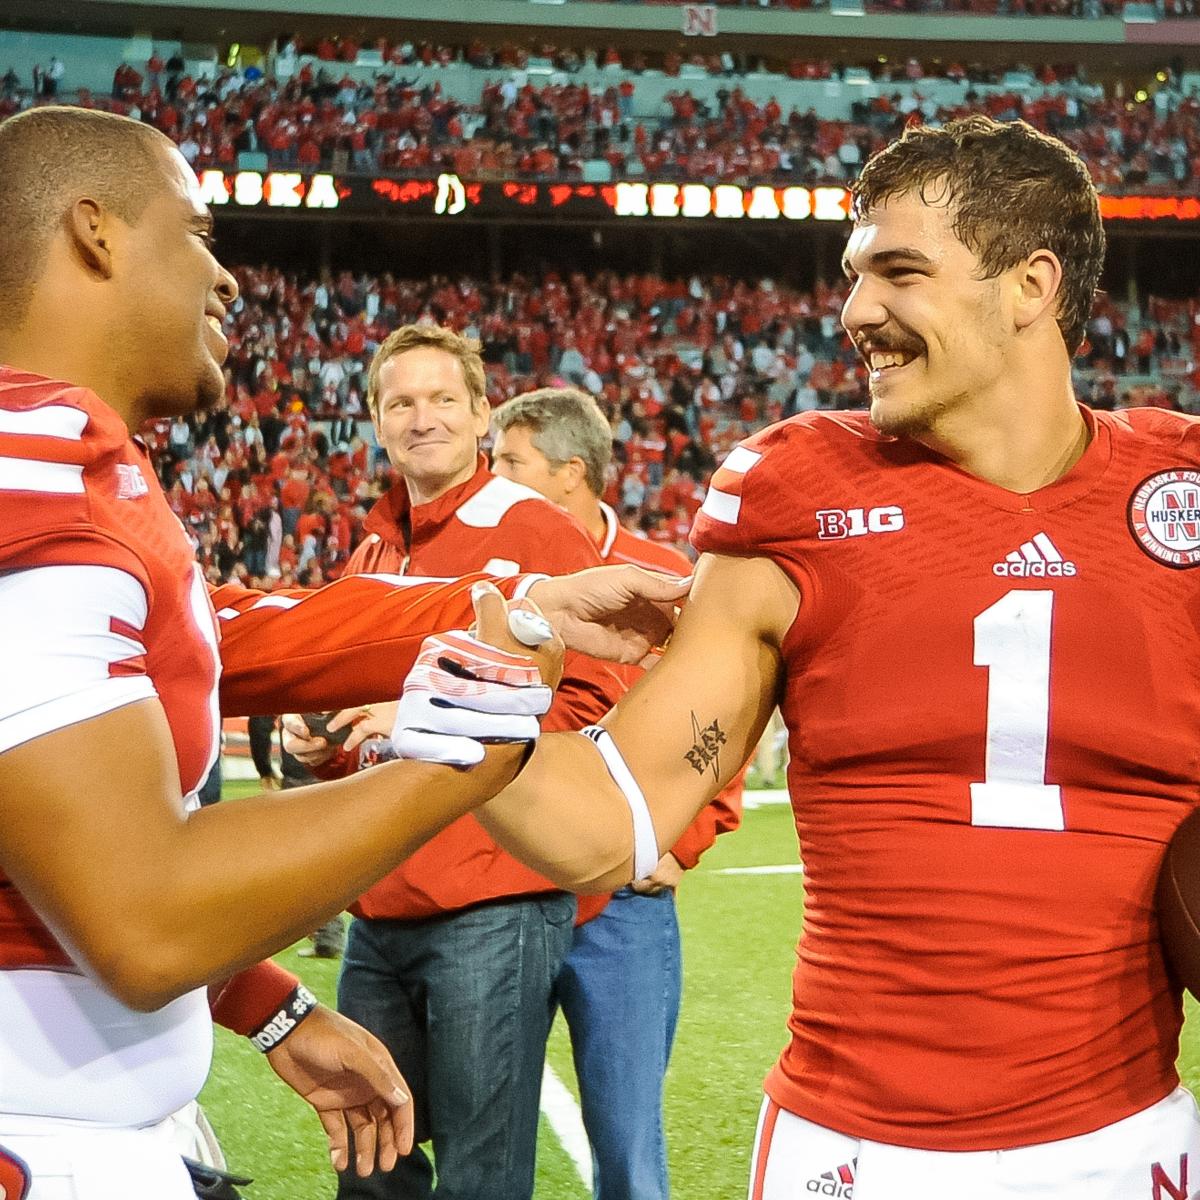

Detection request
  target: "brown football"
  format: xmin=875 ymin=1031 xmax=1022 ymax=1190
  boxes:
xmin=1156 ymin=807 xmax=1200 ymax=995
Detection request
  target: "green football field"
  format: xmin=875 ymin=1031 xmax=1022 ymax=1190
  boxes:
xmin=201 ymin=793 xmax=1200 ymax=1200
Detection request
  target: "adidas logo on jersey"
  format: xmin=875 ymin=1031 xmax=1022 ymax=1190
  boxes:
xmin=806 ymin=1159 xmax=855 ymax=1196
xmin=992 ymin=532 xmax=1077 ymax=578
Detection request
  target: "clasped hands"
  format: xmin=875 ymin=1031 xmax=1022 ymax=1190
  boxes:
xmin=285 ymin=566 xmax=690 ymax=770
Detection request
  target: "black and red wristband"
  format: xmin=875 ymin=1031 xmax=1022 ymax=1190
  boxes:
xmin=247 ymin=982 xmax=320 ymax=1053
xmin=210 ymin=959 xmax=320 ymax=1052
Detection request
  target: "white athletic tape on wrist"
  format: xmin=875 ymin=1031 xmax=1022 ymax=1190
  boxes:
xmin=579 ymin=725 xmax=659 ymax=880
xmin=508 ymin=608 xmax=554 ymax=647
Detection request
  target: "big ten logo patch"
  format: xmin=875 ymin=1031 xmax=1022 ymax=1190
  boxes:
xmin=815 ymin=506 xmax=905 ymax=541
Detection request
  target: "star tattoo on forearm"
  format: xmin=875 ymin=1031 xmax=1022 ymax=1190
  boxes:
xmin=684 ymin=712 xmax=726 ymax=782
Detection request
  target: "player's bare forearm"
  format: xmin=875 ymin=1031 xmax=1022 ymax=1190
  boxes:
xmin=476 ymin=554 xmax=794 ymax=890
xmin=0 ymin=700 xmax=525 ymax=1011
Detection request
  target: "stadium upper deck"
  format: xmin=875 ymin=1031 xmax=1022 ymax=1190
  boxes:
xmin=2 ymin=0 xmax=1196 ymax=69
xmin=1 ymin=28 xmax=1197 ymax=194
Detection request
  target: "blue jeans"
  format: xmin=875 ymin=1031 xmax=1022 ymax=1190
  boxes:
xmin=336 ymin=893 xmax=576 ymax=1200
xmin=555 ymin=888 xmax=682 ymax=1200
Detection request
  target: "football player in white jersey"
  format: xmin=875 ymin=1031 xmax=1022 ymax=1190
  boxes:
xmin=0 ymin=105 xmax=685 ymax=1200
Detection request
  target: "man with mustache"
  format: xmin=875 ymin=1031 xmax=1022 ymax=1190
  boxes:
xmin=438 ymin=116 xmax=1200 ymax=1198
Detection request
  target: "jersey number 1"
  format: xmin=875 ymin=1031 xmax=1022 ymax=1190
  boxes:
xmin=970 ymin=589 xmax=1065 ymax=831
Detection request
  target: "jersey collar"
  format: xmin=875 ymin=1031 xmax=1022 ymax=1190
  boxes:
xmin=917 ymin=404 xmax=1113 ymax=515
xmin=597 ymin=501 xmax=620 ymax=561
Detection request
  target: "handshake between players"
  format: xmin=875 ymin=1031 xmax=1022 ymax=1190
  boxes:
xmin=285 ymin=572 xmax=654 ymax=769
xmin=356 ymin=582 xmax=564 ymax=771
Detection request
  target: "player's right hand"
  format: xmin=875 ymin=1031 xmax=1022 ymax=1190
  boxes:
xmin=390 ymin=584 xmax=560 ymax=769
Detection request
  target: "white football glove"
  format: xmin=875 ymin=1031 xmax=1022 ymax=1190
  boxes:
xmin=391 ymin=630 xmax=553 ymax=768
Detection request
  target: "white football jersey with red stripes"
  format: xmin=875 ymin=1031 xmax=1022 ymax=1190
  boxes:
xmin=0 ymin=367 xmax=220 ymax=1123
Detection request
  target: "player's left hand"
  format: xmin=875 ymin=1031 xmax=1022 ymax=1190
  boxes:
xmin=264 ymin=1004 xmax=414 ymax=1176
xmin=630 ymin=852 xmax=685 ymax=895
xmin=525 ymin=566 xmax=690 ymax=665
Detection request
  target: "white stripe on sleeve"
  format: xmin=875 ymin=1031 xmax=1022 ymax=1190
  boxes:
xmin=722 ymin=445 xmax=763 ymax=475
xmin=0 ymin=406 xmax=89 ymax=440
xmin=699 ymin=487 xmax=742 ymax=526
xmin=0 ymin=457 xmax=85 ymax=495
xmin=698 ymin=445 xmax=763 ymax=526
xmin=249 ymin=595 xmax=302 ymax=612
xmin=215 ymin=574 xmax=466 ymax=625
xmin=0 ymin=565 xmax=157 ymax=755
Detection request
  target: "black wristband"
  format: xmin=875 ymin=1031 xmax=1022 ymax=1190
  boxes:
xmin=248 ymin=983 xmax=319 ymax=1053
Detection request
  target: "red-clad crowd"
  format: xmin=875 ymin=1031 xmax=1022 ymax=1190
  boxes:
xmin=133 ymin=264 xmax=1197 ymax=594
xmin=140 ymin=265 xmax=854 ymax=591
xmin=2 ymin=44 xmax=1196 ymax=189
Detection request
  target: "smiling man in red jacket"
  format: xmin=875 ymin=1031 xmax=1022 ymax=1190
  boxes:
xmin=288 ymin=325 xmax=626 ymax=1200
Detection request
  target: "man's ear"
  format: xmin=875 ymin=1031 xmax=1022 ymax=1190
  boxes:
xmin=1014 ymin=249 xmax=1063 ymax=334
xmin=67 ymin=198 xmax=115 ymax=280
xmin=560 ymin=456 xmax=589 ymax=496
xmin=472 ymin=397 xmax=492 ymax=439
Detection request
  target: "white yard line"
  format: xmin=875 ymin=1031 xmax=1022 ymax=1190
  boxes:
xmin=540 ymin=1063 xmax=594 ymax=1192
xmin=714 ymin=864 xmax=804 ymax=875
xmin=742 ymin=788 xmax=790 ymax=809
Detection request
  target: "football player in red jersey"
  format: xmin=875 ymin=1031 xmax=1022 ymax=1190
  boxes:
xmin=425 ymin=117 xmax=1200 ymax=1199
xmin=0 ymin=106 xmax=685 ymax=1199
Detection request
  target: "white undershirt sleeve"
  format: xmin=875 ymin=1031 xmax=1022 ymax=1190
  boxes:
xmin=0 ymin=564 xmax=158 ymax=755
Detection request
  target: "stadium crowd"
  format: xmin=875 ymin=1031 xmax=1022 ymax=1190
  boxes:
xmin=1 ymin=43 xmax=1197 ymax=188
xmin=139 ymin=264 xmax=1197 ymax=593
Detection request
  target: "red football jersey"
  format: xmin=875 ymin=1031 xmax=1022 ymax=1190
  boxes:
xmin=0 ymin=370 xmax=223 ymax=970
xmin=691 ymin=406 xmax=1200 ymax=1150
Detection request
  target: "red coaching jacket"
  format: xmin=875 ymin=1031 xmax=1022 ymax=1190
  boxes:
xmin=331 ymin=456 xmax=627 ymax=920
